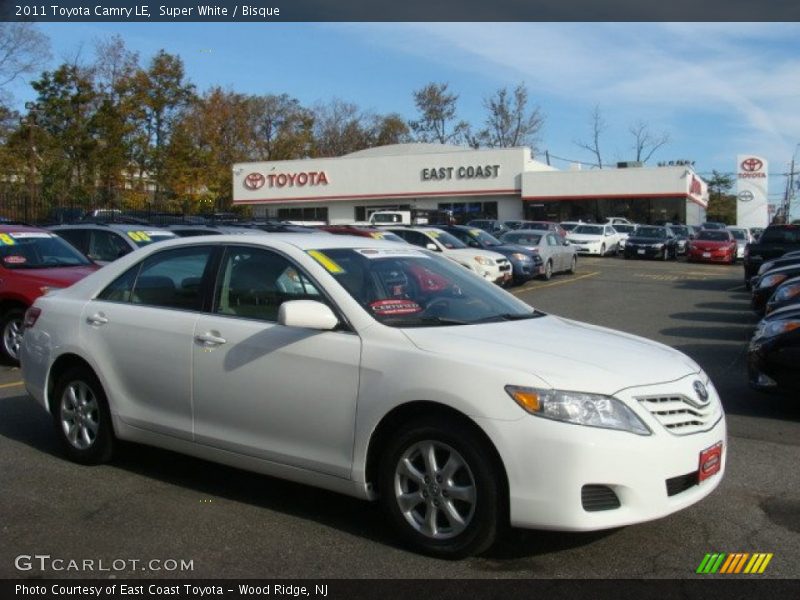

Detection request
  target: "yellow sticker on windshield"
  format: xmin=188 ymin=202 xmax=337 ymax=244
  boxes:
xmin=428 ymin=231 xmax=440 ymax=238
xmin=138 ymin=231 xmax=151 ymax=242
xmin=307 ymin=250 xmax=345 ymax=274
xmin=127 ymin=231 xmax=142 ymax=242
xmin=370 ymin=232 xmax=385 ymax=239
xmin=470 ymin=229 xmax=482 ymax=236
xmin=0 ymin=234 xmax=16 ymax=246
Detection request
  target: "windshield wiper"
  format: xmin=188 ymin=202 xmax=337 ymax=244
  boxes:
xmin=471 ymin=311 xmax=545 ymax=323
xmin=388 ymin=316 xmax=471 ymax=327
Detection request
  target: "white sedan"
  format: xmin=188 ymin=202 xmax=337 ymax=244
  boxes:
xmin=21 ymin=235 xmax=725 ymax=557
xmin=567 ymin=224 xmax=622 ymax=256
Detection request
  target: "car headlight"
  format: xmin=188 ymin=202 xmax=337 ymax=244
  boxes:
xmin=759 ymin=274 xmax=788 ymax=289
xmin=511 ymin=252 xmax=530 ymax=261
xmin=758 ymin=262 xmax=774 ymax=275
xmin=474 ymin=256 xmax=494 ymax=266
xmin=651 ymin=243 xmax=664 ymax=249
xmin=505 ymin=385 xmax=651 ymax=435
xmin=755 ymin=320 xmax=800 ymax=339
xmin=773 ymin=284 xmax=800 ymax=302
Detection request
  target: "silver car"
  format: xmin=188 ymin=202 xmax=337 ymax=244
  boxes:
xmin=499 ymin=229 xmax=577 ymax=279
xmin=727 ymin=227 xmax=752 ymax=260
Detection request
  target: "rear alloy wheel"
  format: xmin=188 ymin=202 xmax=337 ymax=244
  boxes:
xmin=600 ymin=243 xmax=606 ymax=256
xmin=568 ymin=255 xmax=577 ymax=273
xmin=543 ymin=260 xmax=553 ymax=280
xmin=662 ymin=247 xmax=669 ymax=261
xmin=379 ymin=418 xmax=503 ymax=558
xmin=0 ymin=308 xmax=25 ymax=365
xmin=53 ymin=366 xmax=115 ymax=464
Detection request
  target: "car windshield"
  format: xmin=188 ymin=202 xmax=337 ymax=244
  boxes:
xmin=615 ymin=225 xmax=636 ymax=233
xmin=312 ymin=247 xmax=539 ymax=327
xmin=525 ymin=222 xmax=550 ymax=231
xmin=502 ymin=232 xmax=542 ymax=245
xmin=573 ymin=225 xmax=604 ymax=235
xmin=697 ymin=231 xmax=730 ymax=241
xmin=759 ymin=227 xmax=800 ymax=243
xmin=729 ymin=229 xmax=747 ymax=240
xmin=465 ymin=228 xmax=502 ymax=246
xmin=0 ymin=231 xmax=91 ymax=269
xmin=636 ymin=227 xmax=667 ymax=239
xmin=702 ymin=223 xmax=725 ymax=230
xmin=668 ymin=226 xmax=689 ymax=236
xmin=426 ymin=230 xmax=467 ymax=249
xmin=561 ymin=223 xmax=579 ymax=231
xmin=125 ymin=229 xmax=179 ymax=247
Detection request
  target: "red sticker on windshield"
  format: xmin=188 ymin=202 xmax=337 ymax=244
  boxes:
xmin=3 ymin=255 xmax=26 ymax=264
xmin=369 ymin=299 xmax=422 ymax=316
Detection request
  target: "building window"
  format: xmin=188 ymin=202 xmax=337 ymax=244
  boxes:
xmin=437 ymin=201 xmax=498 ymax=224
xmin=276 ymin=207 xmax=329 ymax=222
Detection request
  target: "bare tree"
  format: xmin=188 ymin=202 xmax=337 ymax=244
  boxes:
xmin=0 ymin=23 xmax=51 ymax=90
xmin=476 ymin=83 xmax=544 ymax=150
xmin=629 ymin=119 xmax=670 ymax=163
xmin=574 ymin=105 xmax=606 ymax=169
xmin=409 ymin=82 xmax=470 ymax=145
xmin=311 ymin=98 xmax=371 ymax=157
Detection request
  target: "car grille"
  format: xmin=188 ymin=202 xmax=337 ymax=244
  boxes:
xmin=581 ymin=485 xmax=621 ymax=512
xmin=497 ymin=259 xmax=511 ymax=271
xmin=637 ymin=394 xmax=722 ymax=436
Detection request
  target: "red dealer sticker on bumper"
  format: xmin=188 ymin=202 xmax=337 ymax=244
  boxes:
xmin=698 ymin=442 xmax=723 ymax=482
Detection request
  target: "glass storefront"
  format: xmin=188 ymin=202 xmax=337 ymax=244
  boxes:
xmin=524 ymin=197 xmax=687 ymax=225
xmin=437 ymin=201 xmax=498 ymax=224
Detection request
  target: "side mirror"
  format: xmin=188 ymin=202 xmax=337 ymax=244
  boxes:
xmin=425 ymin=243 xmax=439 ymax=251
xmin=278 ymin=300 xmax=339 ymax=331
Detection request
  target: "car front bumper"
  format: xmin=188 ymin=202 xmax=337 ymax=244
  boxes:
xmin=625 ymin=245 xmax=666 ymax=259
xmin=478 ymin=376 xmax=726 ymax=531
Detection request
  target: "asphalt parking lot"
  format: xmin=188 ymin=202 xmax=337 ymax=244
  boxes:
xmin=1 ymin=255 xmax=798 ymax=579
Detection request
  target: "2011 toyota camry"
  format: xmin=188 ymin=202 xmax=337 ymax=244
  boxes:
xmin=20 ymin=235 xmax=726 ymax=557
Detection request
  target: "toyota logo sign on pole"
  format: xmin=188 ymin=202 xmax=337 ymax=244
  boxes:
xmin=736 ymin=155 xmax=769 ymax=228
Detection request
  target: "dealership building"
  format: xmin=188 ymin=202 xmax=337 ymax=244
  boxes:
xmin=232 ymin=144 xmax=708 ymax=225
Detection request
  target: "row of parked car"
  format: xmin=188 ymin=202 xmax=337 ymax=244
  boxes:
xmin=465 ymin=218 xmax=760 ymax=265
xmin=742 ymin=224 xmax=800 ymax=395
xmin=0 ymin=218 xmax=586 ymax=364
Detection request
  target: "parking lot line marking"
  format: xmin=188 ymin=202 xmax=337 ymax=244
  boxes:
xmin=727 ymin=285 xmax=746 ymax=292
xmin=0 ymin=381 xmax=24 ymax=389
xmin=512 ymin=271 xmax=599 ymax=295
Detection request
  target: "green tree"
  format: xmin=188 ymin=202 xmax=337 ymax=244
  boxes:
xmin=706 ymin=170 xmax=736 ymax=224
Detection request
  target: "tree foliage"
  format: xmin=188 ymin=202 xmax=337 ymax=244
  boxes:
xmin=474 ymin=83 xmax=543 ymax=150
xmin=409 ymin=82 xmax=470 ymax=145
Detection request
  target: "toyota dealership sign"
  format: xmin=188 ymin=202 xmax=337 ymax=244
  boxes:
xmin=736 ymin=155 xmax=769 ymax=228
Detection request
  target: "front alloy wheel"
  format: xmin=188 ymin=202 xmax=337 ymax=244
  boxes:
xmin=60 ymin=381 xmax=100 ymax=451
xmin=379 ymin=418 xmax=503 ymax=558
xmin=394 ymin=441 xmax=476 ymax=540
xmin=1 ymin=309 xmax=25 ymax=365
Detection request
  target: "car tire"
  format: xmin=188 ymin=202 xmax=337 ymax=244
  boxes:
xmin=567 ymin=255 xmax=577 ymax=273
xmin=600 ymin=243 xmax=606 ymax=256
xmin=0 ymin=308 xmax=25 ymax=365
xmin=378 ymin=417 xmax=504 ymax=558
xmin=52 ymin=366 xmax=115 ymax=465
xmin=662 ymin=247 xmax=669 ymax=261
xmin=543 ymin=260 xmax=553 ymax=280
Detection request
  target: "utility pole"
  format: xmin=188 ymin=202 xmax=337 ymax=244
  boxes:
xmin=783 ymin=157 xmax=797 ymax=224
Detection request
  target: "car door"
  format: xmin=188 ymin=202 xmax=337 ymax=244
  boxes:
xmin=191 ymin=244 xmax=361 ymax=478
xmin=545 ymin=234 xmax=563 ymax=271
xmin=81 ymin=244 xmax=217 ymax=439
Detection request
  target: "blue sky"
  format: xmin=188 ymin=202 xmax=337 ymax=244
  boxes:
xmin=8 ymin=22 xmax=800 ymax=204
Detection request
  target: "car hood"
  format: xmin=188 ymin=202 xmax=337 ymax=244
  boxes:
xmin=401 ymin=315 xmax=699 ymax=395
xmin=12 ymin=265 xmax=98 ymax=287
xmin=482 ymin=244 xmax=533 ymax=257
xmin=443 ymin=248 xmax=507 ymax=262
xmin=567 ymin=233 xmax=604 ymax=242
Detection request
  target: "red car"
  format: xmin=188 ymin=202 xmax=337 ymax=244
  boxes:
xmin=686 ymin=230 xmax=737 ymax=264
xmin=319 ymin=225 xmax=406 ymax=242
xmin=0 ymin=224 xmax=98 ymax=363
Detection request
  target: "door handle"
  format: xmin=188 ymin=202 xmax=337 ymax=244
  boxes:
xmin=195 ymin=332 xmax=227 ymax=347
xmin=86 ymin=313 xmax=108 ymax=326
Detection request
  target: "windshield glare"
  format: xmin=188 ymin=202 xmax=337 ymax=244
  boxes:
xmin=315 ymin=248 xmax=536 ymax=327
xmin=0 ymin=232 xmax=91 ymax=269
xmin=636 ymin=227 xmax=667 ymax=239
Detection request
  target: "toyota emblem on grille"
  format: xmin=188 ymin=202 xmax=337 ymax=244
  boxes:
xmin=693 ymin=381 xmax=709 ymax=403
xmin=244 ymin=172 xmax=266 ymax=190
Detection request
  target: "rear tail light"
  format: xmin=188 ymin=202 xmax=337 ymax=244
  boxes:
xmin=23 ymin=307 xmax=41 ymax=329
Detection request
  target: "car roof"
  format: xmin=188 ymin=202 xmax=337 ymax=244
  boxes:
xmin=0 ymin=224 xmax=49 ymax=233
xmin=126 ymin=233 xmax=404 ymax=252
xmin=50 ymin=223 xmax=173 ymax=232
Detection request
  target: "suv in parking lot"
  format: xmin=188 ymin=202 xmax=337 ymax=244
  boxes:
xmin=50 ymin=223 xmax=178 ymax=264
xmin=743 ymin=224 xmax=800 ymax=287
xmin=0 ymin=224 xmax=97 ymax=363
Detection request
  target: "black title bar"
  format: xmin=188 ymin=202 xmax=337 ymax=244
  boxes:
xmin=1 ymin=0 xmax=799 ymax=22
